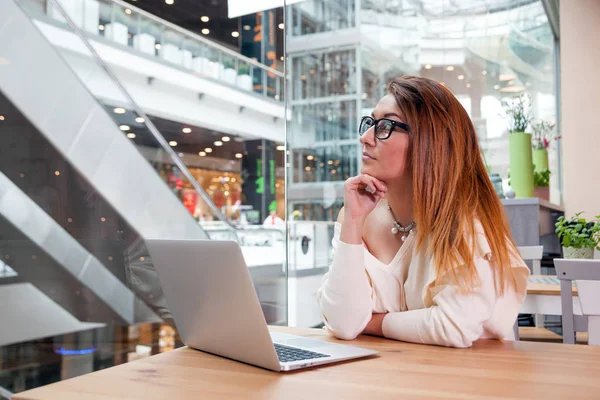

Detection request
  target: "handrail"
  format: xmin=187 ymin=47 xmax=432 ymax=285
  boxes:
xmin=109 ymin=0 xmax=284 ymax=78
xmin=46 ymin=0 xmax=240 ymax=235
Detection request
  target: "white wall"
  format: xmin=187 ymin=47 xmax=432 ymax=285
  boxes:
xmin=560 ymin=1 xmax=600 ymax=217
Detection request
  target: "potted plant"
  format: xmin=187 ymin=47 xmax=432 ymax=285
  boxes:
xmin=531 ymin=120 xmax=559 ymax=172
xmin=503 ymin=94 xmax=533 ymax=198
xmin=533 ymin=169 xmax=550 ymax=201
xmin=555 ymin=212 xmax=600 ymax=259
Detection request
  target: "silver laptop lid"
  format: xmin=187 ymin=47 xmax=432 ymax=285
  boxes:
xmin=146 ymin=239 xmax=280 ymax=371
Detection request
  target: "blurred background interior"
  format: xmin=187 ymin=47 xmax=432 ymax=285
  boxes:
xmin=2 ymin=0 xmax=598 ymax=396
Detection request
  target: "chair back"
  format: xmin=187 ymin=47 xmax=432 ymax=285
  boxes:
xmin=554 ymin=259 xmax=600 ymax=345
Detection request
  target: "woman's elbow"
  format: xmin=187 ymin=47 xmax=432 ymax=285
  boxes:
xmin=324 ymin=319 xmax=365 ymax=340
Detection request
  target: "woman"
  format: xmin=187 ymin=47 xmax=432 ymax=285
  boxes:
xmin=316 ymin=76 xmax=529 ymax=348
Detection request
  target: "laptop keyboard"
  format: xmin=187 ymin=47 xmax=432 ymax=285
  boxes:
xmin=274 ymin=343 xmax=330 ymax=363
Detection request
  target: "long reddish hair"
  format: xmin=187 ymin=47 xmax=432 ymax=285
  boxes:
xmin=389 ymin=76 xmax=518 ymax=293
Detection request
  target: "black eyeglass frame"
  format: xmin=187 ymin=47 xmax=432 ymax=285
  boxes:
xmin=359 ymin=116 xmax=410 ymax=140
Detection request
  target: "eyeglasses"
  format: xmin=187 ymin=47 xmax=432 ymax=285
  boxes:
xmin=359 ymin=116 xmax=410 ymax=140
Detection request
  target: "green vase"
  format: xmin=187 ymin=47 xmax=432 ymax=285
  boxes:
xmin=509 ymin=132 xmax=534 ymax=198
xmin=532 ymin=148 xmax=549 ymax=172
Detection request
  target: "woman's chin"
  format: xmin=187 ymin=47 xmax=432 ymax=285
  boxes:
xmin=360 ymin=165 xmax=381 ymax=178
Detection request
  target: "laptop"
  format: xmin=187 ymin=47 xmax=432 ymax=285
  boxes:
xmin=145 ymin=239 xmax=378 ymax=372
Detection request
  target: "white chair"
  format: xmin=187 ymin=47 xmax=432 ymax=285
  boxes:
xmin=554 ymin=259 xmax=600 ymax=345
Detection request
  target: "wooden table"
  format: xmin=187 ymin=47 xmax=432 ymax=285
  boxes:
xmin=13 ymin=326 xmax=600 ymax=400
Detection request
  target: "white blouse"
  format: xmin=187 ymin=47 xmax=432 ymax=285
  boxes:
xmin=316 ymin=222 xmax=530 ymax=348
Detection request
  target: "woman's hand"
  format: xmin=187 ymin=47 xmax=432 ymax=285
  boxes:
xmin=343 ymin=174 xmax=387 ymax=222
xmin=362 ymin=313 xmax=387 ymax=337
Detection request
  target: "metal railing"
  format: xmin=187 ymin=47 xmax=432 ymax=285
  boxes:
xmin=31 ymin=0 xmax=284 ymax=101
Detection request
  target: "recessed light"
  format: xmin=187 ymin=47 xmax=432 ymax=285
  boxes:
xmin=54 ymin=170 xmax=61 ymax=176
xmin=113 ymin=107 xmax=126 ymax=114
xmin=235 ymin=153 xmax=243 ymax=159
xmin=155 ymin=44 xmax=162 ymax=50
xmin=135 ymin=117 xmax=145 ymax=123
xmin=119 ymin=125 xmax=130 ymax=131
xmin=466 ymin=83 xmax=471 ymax=88
xmin=446 ymin=66 xmax=455 ymax=71
xmin=278 ymin=23 xmax=284 ymax=30
xmin=214 ymin=141 xmax=223 ymax=146
xmin=304 ymin=166 xmax=311 ymax=171
xmin=201 ymin=16 xmax=209 ymax=22
xmin=280 ymin=56 xmax=284 ymax=61
xmin=276 ymin=145 xmax=285 ymax=151
xmin=327 ymin=160 xmax=333 ymax=165
xmin=243 ymin=25 xmax=251 ymax=31
xmin=127 ymin=133 xmax=136 ymax=139
xmin=165 ymin=0 xmax=174 ymax=4
xmin=124 ymin=8 xmax=132 ymax=14
xmin=169 ymin=141 xmax=177 ymax=147
xmin=494 ymin=84 xmax=500 ymax=90
xmin=201 ymin=28 xmax=210 ymax=35
xmin=222 ymin=136 xmax=230 ymax=142
xmin=0 ymin=115 xmax=4 ymax=121
xmin=98 ymin=25 xmax=105 ymax=31
xmin=182 ymin=127 xmax=192 ymax=133
xmin=307 ymin=155 xmax=314 ymax=160
xmin=205 ymin=148 xmax=213 ymax=153
xmin=482 ymin=70 xmax=487 ymax=75
xmin=424 ymin=64 xmax=432 ymax=69
xmin=199 ymin=151 xmax=206 ymax=156
xmin=231 ymin=31 xmax=240 ymax=38
xmin=457 ymin=75 xmax=464 ymax=80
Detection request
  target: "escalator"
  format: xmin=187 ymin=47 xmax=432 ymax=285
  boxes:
xmin=0 ymin=0 xmax=286 ymax=346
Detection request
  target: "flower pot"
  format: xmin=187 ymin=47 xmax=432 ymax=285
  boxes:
xmin=532 ymin=148 xmax=549 ymax=172
xmin=509 ymin=132 xmax=534 ymax=198
xmin=562 ymin=246 xmax=595 ymax=259
xmin=534 ymin=186 xmax=549 ymax=201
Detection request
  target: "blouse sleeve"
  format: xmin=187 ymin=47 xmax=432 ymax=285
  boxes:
xmin=381 ymin=256 xmax=499 ymax=348
xmin=316 ymin=223 xmax=375 ymax=340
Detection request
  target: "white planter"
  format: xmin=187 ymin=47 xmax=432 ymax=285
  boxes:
xmin=563 ymin=246 xmax=595 ymax=259
xmin=160 ymin=44 xmax=182 ymax=65
xmin=192 ymin=57 xmax=208 ymax=74
xmin=104 ymin=22 xmax=128 ymax=46
xmin=51 ymin=0 xmax=83 ymax=28
xmin=181 ymin=50 xmax=193 ymax=69
xmin=236 ymin=74 xmax=252 ymax=91
xmin=133 ymin=33 xmax=156 ymax=55
xmin=223 ymin=68 xmax=237 ymax=85
xmin=82 ymin=0 xmax=99 ymax=34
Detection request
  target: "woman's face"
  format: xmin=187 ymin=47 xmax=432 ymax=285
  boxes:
xmin=359 ymin=94 xmax=411 ymax=183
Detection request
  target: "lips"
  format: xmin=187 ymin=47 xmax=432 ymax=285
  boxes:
xmin=362 ymin=152 xmax=376 ymax=160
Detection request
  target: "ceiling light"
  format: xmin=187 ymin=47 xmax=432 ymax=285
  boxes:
xmin=276 ymin=145 xmax=285 ymax=151
xmin=331 ymin=169 xmax=337 ymax=174
xmin=201 ymin=28 xmax=210 ymax=35
xmin=494 ymin=84 xmax=500 ymax=90
xmin=168 ymin=141 xmax=177 ymax=147
xmin=231 ymin=31 xmax=240 ymax=38
xmin=214 ymin=141 xmax=223 ymax=146
xmin=482 ymin=70 xmax=487 ymax=75
xmin=222 ymin=136 xmax=230 ymax=142
xmin=55 ymin=170 xmax=61 ymax=176
xmin=235 ymin=153 xmax=243 ymax=159
xmin=280 ymin=56 xmax=284 ymax=61
xmin=446 ymin=66 xmax=455 ymax=71
xmin=165 ymin=0 xmax=174 ymax=4
xmin=182 ymin=127 xmax=192 ymax=133
xmin=155 ymin=44 xmax=161 ymax=49
xmin=327 ymin=160 xmax=333 ymax=165
xmin=119 ymin=125 xmax=130 ymax=131
xmin=457 ymin=75 xmax=464 ymax=80
xmin=243 ymin=25 xmax=251 ymax=31
xmin=424 ymin=64 xmax=432 ymax=69
xmin=205 ymin=148 xmax=213 ymax=153
xmin=499 ymin=73 xmax=516 ymax=81
xmin=304 ymin=166 xmax=311 ymax=171
xmin=124 ymin=8 xmax=132 ymax=14
xmin=135 ymin=117 xmax=145 ymax=123
xmin=466 ymin=83 xmax=471 ymax=88
xmin=199 ymin=151 xmax=206 ymax=156
xmin=113 ymin=107 xmax=126 ymax=114
xmin=0 ymin=115 xmax=4 ymax=121
xmin=278 ymin=23 xmax=284 ymax=30
xmin=127 ymin=133 xmax=136 ymax=139
xmin=307 ymin=155 xmax=314 ymax=160
xmin=201 ymin=16 xmax=209 ymax=22
xmin=98 ymin=25 xmax=105 ymax=31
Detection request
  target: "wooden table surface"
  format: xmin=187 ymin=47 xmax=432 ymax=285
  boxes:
xmin=13 ymin=326 xmax=600 ymax=400
xmin=527 ymin=275 xmax=578 ymax=296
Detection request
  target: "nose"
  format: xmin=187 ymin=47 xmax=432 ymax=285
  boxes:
xmin=359 ymin=124 xmax=376 ymax=147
